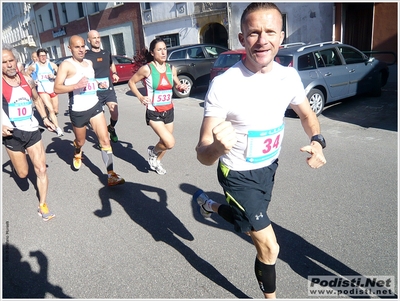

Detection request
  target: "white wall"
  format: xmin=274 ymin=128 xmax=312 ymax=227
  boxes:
xmin=229 ymin=3 xmax=334 ymax=50
xmin=143 ymin=17 xmax=200 ymax=47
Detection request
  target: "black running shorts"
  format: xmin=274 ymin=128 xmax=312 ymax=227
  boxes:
xmin=69 ymin=101 xmax=104 ymax=128
xmin=217 ymin=159 xmax=279 ymax=233
xmin=3 ymin=128 xmax=42 ymax=152
xmin=146 ymin=107 xmax=174 ymax=125
xmin=98 ymin=89 xmax=118 ymax=106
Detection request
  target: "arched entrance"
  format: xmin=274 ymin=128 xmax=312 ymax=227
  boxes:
xmin=201 ymin=23 xmax=228 ymax=48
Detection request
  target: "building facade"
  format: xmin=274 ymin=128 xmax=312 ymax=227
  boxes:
xmin=2 ymin=2 xmax=40 ymax=65
xmin=141 ymin=2 xmax=229 ymax=48
xmin=32 ymin=2 xmax=144 ymax=60
xmin=229 ymin=2 xmax=335 ymax=50
xmin=2 ymin=2 xmax=397 ymax=66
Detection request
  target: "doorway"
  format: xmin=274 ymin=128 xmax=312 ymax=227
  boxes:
xmin=201 ymin=23 xmax=228 ymax=48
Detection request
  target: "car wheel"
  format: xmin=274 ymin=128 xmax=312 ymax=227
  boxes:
xmin=307 ymin=88 xmax=325 ymax=116
xmin=173 ymin=75 xmax=193 ymax=98
xmin=371 ymin=72 xmax=382 ymax=97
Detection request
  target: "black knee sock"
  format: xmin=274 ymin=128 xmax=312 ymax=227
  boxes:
xmin=110 ymin=118 xmax=117 ymax=128
xmin=254 ymin=257 xmax=276 ymax=294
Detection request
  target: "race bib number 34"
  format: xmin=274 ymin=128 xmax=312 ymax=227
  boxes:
xmin=246 ymin=124 xmax=284 ymax=163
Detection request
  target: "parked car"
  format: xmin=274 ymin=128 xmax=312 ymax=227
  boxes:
xmin=210 ymin=49 xmax=246 ymax=81
xmin=209 ymin=43 xmax=305 ymax=81
xmin=53 ymin=55 xmax=137 ymax=83
xmin=53 ymin=56 xmax=71 ymax=66
xmin=166 ymin=43 xmax=229 ymax=98
xmin=275 ymin=41 xmax=389 ymax=115
xmin=111 ymin=55 xmax=138 ymax=82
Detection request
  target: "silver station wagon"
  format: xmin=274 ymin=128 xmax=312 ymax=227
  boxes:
xmin=275 ymin=41 xmax=389 ymax=116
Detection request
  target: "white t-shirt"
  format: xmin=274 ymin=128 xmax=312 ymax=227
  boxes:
xmin=204 ymin=60 xmax=305 ymax=171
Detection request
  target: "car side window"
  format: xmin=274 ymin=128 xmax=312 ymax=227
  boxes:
xmin=314 ymin=52 xmax=325 ymax=67
xmin=205 ymin=46 xmax=218 ymax=58
xmin=205 ymin=46 xmax=226 ymax=58
xmin=297 ymin=53 xmax=316 ymax=71
xmin=339 ymin=46 xmax=366 ymax=64
xmin=317 ymin=48 xmax=342 ymax=67
xmin=169 ymin=49 xmax=186 ymax=60
xmin=188 ymin=47 xmax=205 ymax=59
xmin=115 ymin=57 xmax=132 ymax=64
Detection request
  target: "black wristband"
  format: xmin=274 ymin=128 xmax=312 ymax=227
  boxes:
xmin=42 ymin=116 xmax=48 ymax=120
xmin=311 ymin=134 xmax=326 ymax=149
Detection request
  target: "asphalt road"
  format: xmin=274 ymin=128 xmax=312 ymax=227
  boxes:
xmin=2 ymin=67 xmax=398 ymax=299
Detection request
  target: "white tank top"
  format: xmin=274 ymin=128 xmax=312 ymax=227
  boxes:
xmin=64 ymin=58 xmax=99 ymax=112
xmin=3 ymin=83 xmax=38 ymax=132
xmin=35 ymin=61 xmax=55 ymax=93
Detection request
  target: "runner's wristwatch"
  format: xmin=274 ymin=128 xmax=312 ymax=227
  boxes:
xmin=311 ymin=134 xmax=326 ymax=149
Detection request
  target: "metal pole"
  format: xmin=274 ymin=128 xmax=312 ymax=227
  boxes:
xmin=84 ymin=3 xmax=90 ymax=31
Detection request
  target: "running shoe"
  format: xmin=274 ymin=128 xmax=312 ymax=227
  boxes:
xmin=37 ymin=203 xmax=55 ymax=221
xmin=108 ymin=125 xmax=118 ymax=143
xmin=147 ymin=146 xmax=158 ymax=171
xmin=108 ymin=171 xmax=125 ymax=186
xmin=73 ymin=149 xmax=82 ymax=170
xmin=193 ymin=189 xmax=213 ymax=218
xmin=154 ymin=161 xmax=166 ymax=175
xmin=56 ymin=127 xmax=64 ymax=137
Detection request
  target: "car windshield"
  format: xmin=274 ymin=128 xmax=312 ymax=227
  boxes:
xmin=275 ymin=55 xmax=293 ymax=67
xmin=214 ymin=54 xmax=243 ymax=68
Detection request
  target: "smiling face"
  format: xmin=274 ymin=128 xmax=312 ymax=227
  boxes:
xmin=238 ymin=8 xmax=284 ymax=73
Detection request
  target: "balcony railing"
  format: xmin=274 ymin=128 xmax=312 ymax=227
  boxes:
xmin=20 ymin=35 xmax=36 ymax=47
xmin=194 ymin=2 xmax=227 ymax=14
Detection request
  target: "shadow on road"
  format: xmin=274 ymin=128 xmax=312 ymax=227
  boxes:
xmin=285 ymin=84 xmax=397 ymax=132
xmin=3 ymin=244 xmax=72 ymax=298
xmin=2 ymin=157 xmax=46 ymax=199
xmin=82 ymin=158 xmax=250 ymax=298
xmin=321 ymin=84 xmax=397 ymax=132
xmin=107 ymin=140 xmax=150 ymax=173
xmin=179 ymin=183 xmax=399 ymax=299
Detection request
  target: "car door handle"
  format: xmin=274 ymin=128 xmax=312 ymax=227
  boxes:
xmin=324 ymin=72 xmax=332 ymax=76
xmin=348 ymin=69 xmax=355 ymax=73
xmin=190 ymin=63 xmax=196 ymax=67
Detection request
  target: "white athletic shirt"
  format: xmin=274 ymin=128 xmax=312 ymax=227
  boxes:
xmin=64 ymin=58 xmax=98 ymax=112
xmin=35 ymin=61 xmax=55 ymax=93
xmin=205 ymin=60 xmax=306 ymax=171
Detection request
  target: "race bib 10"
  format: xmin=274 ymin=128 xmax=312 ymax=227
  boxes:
xmin=8 ymin=100 xmax=33 ymax=122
